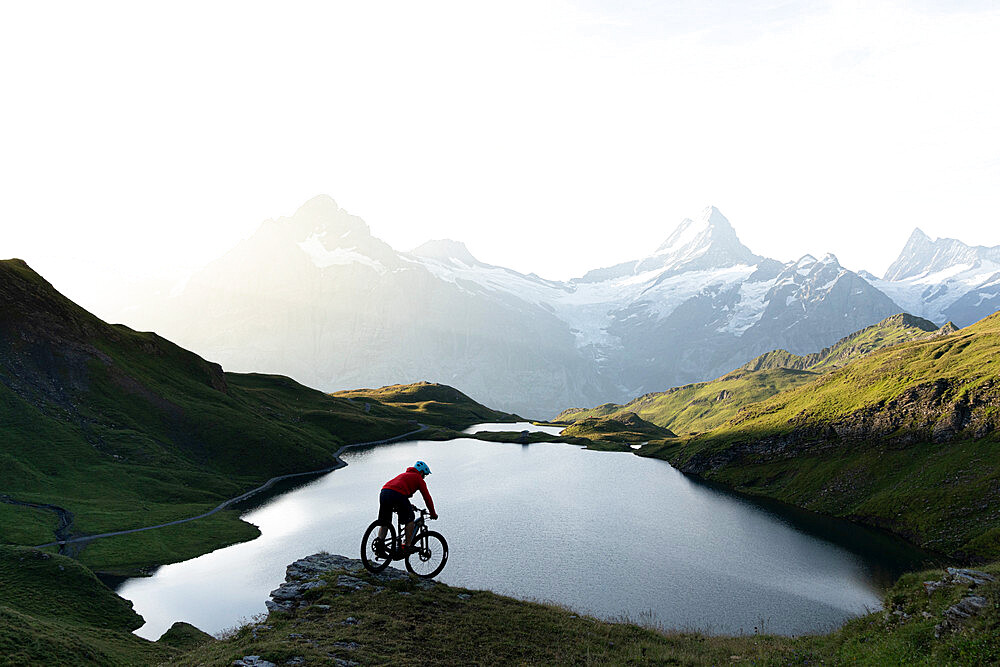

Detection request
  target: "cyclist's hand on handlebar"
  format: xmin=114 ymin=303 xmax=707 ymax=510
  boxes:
xmin=430 ymin=513 xmax=438 ymax=520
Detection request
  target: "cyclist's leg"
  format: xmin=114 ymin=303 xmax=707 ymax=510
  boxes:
xmin=376 ymin=489 xmax=398 ymax=543
xmin=403 ymin=521 xmax=415 ymax=549
xmin=396 ymin=502 xmax=416 ymax=553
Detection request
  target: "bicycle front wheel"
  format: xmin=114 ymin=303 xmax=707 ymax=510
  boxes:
xmin=405 ymin=530 xmax=448 ymax=578
xmin=361 ymin=520 xmax=395 ymax=573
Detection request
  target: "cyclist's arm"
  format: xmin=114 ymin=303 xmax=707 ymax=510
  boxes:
xmin=417 ymin=478 xmax=437 ymax=517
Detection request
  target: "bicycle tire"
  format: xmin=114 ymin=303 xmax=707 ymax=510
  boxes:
xmin=361 ymin=520 xmax=395 ymax=573
xmin=405 ymin=530 xmax=448 ymax=579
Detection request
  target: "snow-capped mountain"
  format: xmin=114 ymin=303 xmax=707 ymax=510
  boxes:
xmin=868 ymin=229 xmax=1000 ymax=327
xmin=118 ymin=197 xmax=997 ymax=417
xmin=128 ymin=196 xmax=611 ymax=418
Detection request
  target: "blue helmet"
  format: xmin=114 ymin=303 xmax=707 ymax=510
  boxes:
xmin=413 ymin=460 xmax=431 ymax=476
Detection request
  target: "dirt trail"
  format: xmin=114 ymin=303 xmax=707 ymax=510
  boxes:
xmin=30 ymin=424 xmax=428 ymax=550
xmin=1 ymin=494 xmax=75 ymax=554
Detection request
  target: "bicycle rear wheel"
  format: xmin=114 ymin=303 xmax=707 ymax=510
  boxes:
xmin=361 ymin=520 xmax=395 ymax=573
xmin=405 ymin=530 xmax=448 ymax=578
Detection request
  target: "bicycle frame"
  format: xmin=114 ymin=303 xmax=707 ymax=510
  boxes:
xmin=397 ymin=505 xmax=430 ymax=547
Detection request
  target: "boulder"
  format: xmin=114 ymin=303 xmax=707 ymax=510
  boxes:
xmin=265 ymin=552 xmax=437 ymax=613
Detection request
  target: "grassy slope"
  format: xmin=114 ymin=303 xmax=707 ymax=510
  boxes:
xmin=563 ymin=368 xmax=820 ymax=436
xmin=0 ymin=546 xmax=177 ymax=664
xmin=738 ymin=313 xmax=950 ymax=373
xmin=177 ymin=558 xmax=1000 ymax=666
xmin=0 ymin=259 xmax=507 ymax=573
xmin=560 ymin=412 xmax=676 ymax=443
xmin=642 ymin=312 xmax=1000 ymax=561
xmin=556 ymin=313 xmax=952 ymax=436
xmin=333 ymin=381 xmax=519 ymax=428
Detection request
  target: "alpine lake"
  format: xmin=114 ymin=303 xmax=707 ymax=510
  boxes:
xmin=114 ymin=423 xmax=935 ymax=640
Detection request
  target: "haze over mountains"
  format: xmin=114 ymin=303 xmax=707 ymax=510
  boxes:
xmin=117 ymin=196 xmax=1000 ymax=417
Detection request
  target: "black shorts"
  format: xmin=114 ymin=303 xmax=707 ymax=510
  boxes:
xmin=378 ymin=488 xmax=414 ymax=525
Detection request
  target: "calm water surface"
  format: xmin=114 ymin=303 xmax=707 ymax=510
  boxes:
xmin=117 ymin=424 xmax=932 ymax=639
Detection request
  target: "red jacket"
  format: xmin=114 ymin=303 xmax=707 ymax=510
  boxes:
xmin=383 ymin=467 xmax=436 ymax=515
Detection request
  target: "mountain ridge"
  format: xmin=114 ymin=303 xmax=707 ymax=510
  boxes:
xmin=555 ymin=311 xmax=957 ymax=436
xmin=107 ymin=197 xmax=1000 ymax=417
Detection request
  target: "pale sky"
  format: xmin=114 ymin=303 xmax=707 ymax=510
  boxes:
xmin=2 ymin=1 xmax=998 ymax=317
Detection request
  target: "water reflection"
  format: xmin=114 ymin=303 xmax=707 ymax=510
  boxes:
xmin=115 ymin=427 xmax=933 ymax=640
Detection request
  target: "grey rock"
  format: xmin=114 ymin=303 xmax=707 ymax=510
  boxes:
xmin=925 ymin=568 xmax=997 ymax=599
xmin=285 ymin=659 xmax=306 ymax=666
xmin=332 ymin=642 xmax=360 ymax=651
xmin=267 ymin=553 xmax=434 ymax=615
xmin=287 ymin=554 xmax=364 ymax=581
xmin=945 ymin=595 xmax=988 ymax=621
xmin=342 ymin=617 xmax=359 ymax=625
xmin=333 ymin=660 xmax=359 ymax=667
xmin=270 ymin=583 xmax=305 ymax=601
xmin=265 ymin=599 xmax=296 ymax=613
xmin=457 ymin=593 xmax=471 ymax=600
xmin=288 ymin=633 xmax=304 ymax=639
xmin=233 ymin=657 xmax=277 ymax=667
xmin=923 ymin=580 xmax=944 ymax=595
xmin=397 ymin=591 xmax=412 ymax=596
xmin=335 ymin=575 xmax=372 ymax=591
xmin=947 ymin=568 xmax=996 ymax=586
xmin=936 ymin=595 xmax=990 ymax=637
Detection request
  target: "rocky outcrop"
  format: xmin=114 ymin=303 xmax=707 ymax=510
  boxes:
xmin=265 ymin=553 xmax=435 ymax=614
xmin=684 ymin=377 xmax=1000 ymax=476
xmin=921 ymin=568 xmax=997 ymax=637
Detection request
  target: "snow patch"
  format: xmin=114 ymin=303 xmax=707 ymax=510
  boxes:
xmin=721 ymin=279 xmax=773 ymax=335
xmin=298 ymin=234 xmax=386 ymax=273
xmin=869 ymin=259 xmax=1000 ymax=324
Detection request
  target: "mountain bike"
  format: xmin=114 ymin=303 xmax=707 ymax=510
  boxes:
xmin=360 ymin=505 xmax=448 ymax=578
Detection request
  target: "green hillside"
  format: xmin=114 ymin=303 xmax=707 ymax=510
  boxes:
xmin=0 ymin=546 xmax=178 ymax=664
xmin=334 ymin=381 xmax=519 ymax=427
xmin=560 ymin=412 xmax=676 ymax=443
xmin=179 ymin=555 xmax=1000 ymax=666
xmin=737 ymin=313 xmax=953 ymax=373
xmin=557 ymin=313 xmax=955 ymax=436
xmin=0 ymin=259 xmax=510 ymax=572
xmin=643 ymin=311 xmax=1000 ymax=560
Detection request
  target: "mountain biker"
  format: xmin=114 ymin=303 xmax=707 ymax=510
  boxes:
xmin=377 ymin=460 xmax=437 ymax=556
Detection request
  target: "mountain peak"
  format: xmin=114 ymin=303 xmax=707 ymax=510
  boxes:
xmin=654 ymin=206 xmax=734 ymax=255
xmin=278 ymin=195 xmax=372 ymax=243
xmin=294 ymin=194 xmax=341 ymax=219
xmin=883 ymin=227 xmax=1000 ymax=281
xmin=410 ymin=239 xmax=483 ymax=266
xmin=637 ymin=207 xmax=759 ymax=275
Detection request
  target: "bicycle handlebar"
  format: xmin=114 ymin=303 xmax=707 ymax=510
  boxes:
xmin=410 ymin=504 xmax=436 ymax=519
